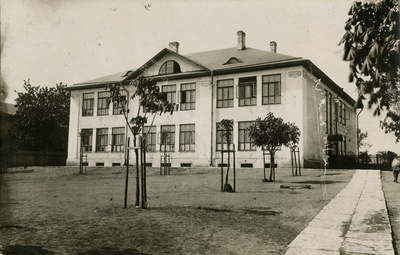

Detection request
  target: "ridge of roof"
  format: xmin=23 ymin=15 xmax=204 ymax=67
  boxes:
xmin=184 ymin=47 xmax=302 ymax=70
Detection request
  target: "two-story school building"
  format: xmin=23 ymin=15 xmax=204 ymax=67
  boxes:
xmin=66 ymin=31 xmax=357 ymax=169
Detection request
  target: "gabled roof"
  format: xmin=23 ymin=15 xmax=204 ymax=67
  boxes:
xmin=184 ymin=47 xmax=301 ymax=70
xmin=0 ymin=103 xmax=17 ymax=116
xmin=124 ymin=48 xmax=209 ymax=80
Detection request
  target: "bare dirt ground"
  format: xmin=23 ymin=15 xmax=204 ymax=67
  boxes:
xmin=381 ymin=171 xmax=400 ymax=255
xmin=0 ymin=166 xmax=356 ymax=254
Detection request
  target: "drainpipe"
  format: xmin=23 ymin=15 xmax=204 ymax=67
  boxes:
xmin=210 ymin=70 xmax=215 ymax=166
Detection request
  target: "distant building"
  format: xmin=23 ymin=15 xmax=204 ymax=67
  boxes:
xmin=66 ymin=31 xmax=357 ymax=168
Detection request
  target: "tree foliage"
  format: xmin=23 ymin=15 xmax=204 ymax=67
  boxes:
xmin=10 ymin=80 xmax=70 ymax=151
xmin=218 ymin=119 xmax=234 ymax=147
xmin=247 ymin=113 xmax=300 ymax=181
xmin=357 ymin=128 xmax=371 ymax=149
xmin=376 ymin=150 xmax=398 ymax=163
xmin=107 ymin=75 xmax=175 ymax=138
xmin=284 ymin=122 xmax=301 ymax=149
xmin=106 ymin=75 xmax=175 ymax=208
xmin=340 ymin=0 xmax=400 ymax=141
xmin=247 ymin=113 xmax=288 ymax=153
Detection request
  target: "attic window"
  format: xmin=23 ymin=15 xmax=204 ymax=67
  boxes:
xmin=159 ymin=60 xmax=181 ymax=75
xmin=223 ymin=57 xmax=242 ymax=65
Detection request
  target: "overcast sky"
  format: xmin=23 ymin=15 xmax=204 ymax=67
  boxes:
xmin=1 ymin=0 xmax=398 ymax=153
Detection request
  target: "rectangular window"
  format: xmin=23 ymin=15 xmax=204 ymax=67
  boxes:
xmin=343 ymin=104 xmax=347 ymax=125
xmin=180 ymin=83 xmax=196 ymax=110
xmin=343 ymin=135 xmax=347 ymax=156
xmin=82 ymin=93 xmax=94 ymax=116
xmin=329 ymin=92 xmax=333 ymax=134
xmin=143 ymin=126 xmax=156 ymax=152
xmin=96 ymin=128 xmax=108 ymax=152
xmin=111 ymin=127 xmax=124 ymax=152
xmin=338 ymin=101 xmax=343 ymax=124
xmin=162 ymin=85 xmax=176 ymax=104
xmin=325 ymin=91 xmax=329 ymax=134
xmin=217 ymin=79 xmax=234 ymax=108
xmin=81 ymin=129 xmax=93 ymax=152
xmin=113 ymin=90 xmax=127 ymax=115
xmin=238 ymin=121 xmax=255 ymax=151
xmin=238 ymin=76 xmax=257 ymax=106
xmin=97 ymin=91 xmax=111 ymax=116
xmin=160 ymin=125 xmax=175 ymax=152
xmin=179 ymin=124 xmax=195 ymax=152
xmin=262 ymin=74 xmax=281 ymax=105
xmin=216 ymin=122 xmax=233 ymax=151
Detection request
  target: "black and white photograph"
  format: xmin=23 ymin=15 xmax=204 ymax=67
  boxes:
xmin=0 ymin=0 xmax=399 ymax=254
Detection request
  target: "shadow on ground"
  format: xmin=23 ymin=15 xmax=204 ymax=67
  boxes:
xmin=77 ymin=247 xmax=150 ymax=255
xmin=2 ymin=245 xmax=55 ymax=255
xmin=291 ymin=180 xmax=343 ymax=184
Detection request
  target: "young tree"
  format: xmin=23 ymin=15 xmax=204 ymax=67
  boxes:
xmin=357 ymin=128 xmax=371 ymax=149
xmin=247 ymin=113 xmax=288 ymax=182
xmin=284 ymin=122 xmax=301 ymax=175
xmin=106 ymin=75 xmax=175 ymax=208
xmin=340 ymin=0 xmax=400 ymax=141
xmin=218 ymin=119 xmax=234 ymax=191
xmin=10 ymin=80 xmax=70 ymax=152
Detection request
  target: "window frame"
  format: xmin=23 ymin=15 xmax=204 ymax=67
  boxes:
xmin=179 ymin=124 xmax=195 ymax=152
xmin=217 ymin=79 xmax=234 ymax=108
xmin=82 ymin=93 xmax=94 ymax=116
xmin=96 ymin=128 xmax=109 ymax=152
xmin=97 ymin=91 xmax=111 ymax=116
xmin=143 ymin=126 xmax=157 ymax=152
xmin=238 ymin=121 xmax=256 ymax=151
xmin=160 ymin=125 xmax=175 ymax=152
xmin=162 ymin=85 xmax=176 ymax=105
xmin=111 ymin=127 xmax=125 ymax=152
xmin=237 ymin=76 xmax=257 ymax=107
xmin=179 ymin=83 xmax=196 ymax=111
xmin=113 ymin=90 xmax=127 ymax=115
xmin=216 ymin=122 xmax=234 ymax=151
xmin=262 ymin=74 xmax=281 ymax=105
xmin=81 ymin=129 xmax=93 ymax=153
xmin=159 ymin=60 xmax=181 ymax=75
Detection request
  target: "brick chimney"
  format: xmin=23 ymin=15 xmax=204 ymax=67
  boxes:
xmin=237 ymin=31 xmax=246 ymax=51
xmin=169 ymin=42 xmax=179 ymax=53
xmin=270 ymin=41 xmax=277 ymax=53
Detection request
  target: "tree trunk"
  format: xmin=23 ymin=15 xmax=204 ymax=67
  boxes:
xmin=270 ymin=151 xmax=275 ymax=182
xmin=294 ymin=148 xmax=298 ymax=176
xmin=224 ymin=145 xmax=231 ymax=190
xmin=134 ymin=135 xmax=140 ymax=207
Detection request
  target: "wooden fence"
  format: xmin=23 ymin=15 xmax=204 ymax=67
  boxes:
xmin=3 ymin=151 xmax=67 ymax=168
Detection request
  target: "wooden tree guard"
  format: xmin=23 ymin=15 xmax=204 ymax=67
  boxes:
xmin=220 ymin=144 xmax=236 ymax=192
xmin=291 ymin=147 xmax=301 ymax=176
xmin=160 ymin=154 xmax=171 ymax=175
xmin=263 ymin=150 xmax=276 ymax=182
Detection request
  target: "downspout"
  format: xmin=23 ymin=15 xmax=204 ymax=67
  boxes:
xmin=210 ymin=70 xmax=215 ymax=166
xmin=124 ymin=86 xmax=130 ymax=166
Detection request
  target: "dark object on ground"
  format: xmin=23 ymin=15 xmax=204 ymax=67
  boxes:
xmin=223 ymin=183 xmax=234 ymax=192
xmin=280 ymin=184 xmax=313 ymax=190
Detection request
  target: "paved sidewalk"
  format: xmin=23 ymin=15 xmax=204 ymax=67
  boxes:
xmin=285 ymin=170 xmax=394 ymax=255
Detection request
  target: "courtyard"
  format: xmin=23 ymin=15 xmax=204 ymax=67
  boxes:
xmin=0 ymin=166 xmax=397 ymax=254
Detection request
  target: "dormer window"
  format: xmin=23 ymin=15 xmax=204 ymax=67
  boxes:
xmin=223 ymin=57 xmax=243 ymax=65
xmin=159 ymin=60 xmax=181 ymax=75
